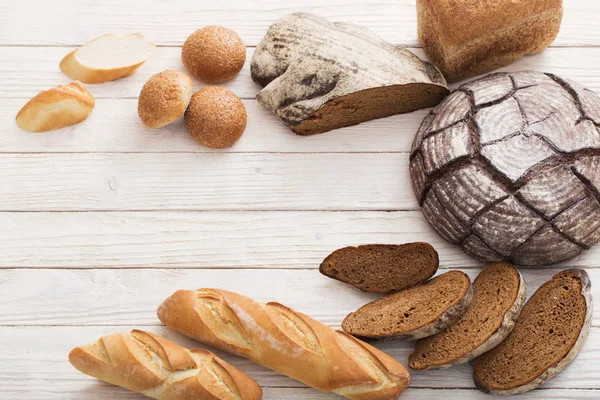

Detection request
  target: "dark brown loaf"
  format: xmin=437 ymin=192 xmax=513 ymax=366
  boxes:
xmin=251 ymin=13 xmax=448 ymax=135
xmin=409 ymin=263 xmax=526 ymax=370
xmin=410 ymin=71 xmax=600 ymax=266
xmin=473 ymin=269 xmax=593 ymax=395
xmin=319 ymin=243 xmax=439 ymax=293
xmin=342 ymin=270 xmax=472 ymax=340
xmin=417 ymin=0 xmax=563 ymax=82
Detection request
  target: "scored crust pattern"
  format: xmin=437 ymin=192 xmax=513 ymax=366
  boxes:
xmin=410 ymin=71 xmax=600 ymax=266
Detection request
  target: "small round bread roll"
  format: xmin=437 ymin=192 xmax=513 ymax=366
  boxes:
xmin=138 ymin=70 xmax=193 ymax=128
xmin=184 ymin=87 xmax=247 ymax=149
xmin=182 ymin=26 xmax=246 ymax=83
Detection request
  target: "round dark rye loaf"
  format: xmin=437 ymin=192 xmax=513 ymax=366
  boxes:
xmin=473 ymin=269 xmax=593 ymax=395
xmin=343 ymin=270 xmax=472 ymax=341
xmin=410 ymin=71 xmax=600 ymax=266
xmin=409 ymin=263 xmax=526 ymax=370
xmin=319 ymin=243 xmax=439 ymax=293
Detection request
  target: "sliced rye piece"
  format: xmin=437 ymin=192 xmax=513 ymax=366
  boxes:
xmin=474 ymin=269 xmax=593 ymax=395
xmin=409 ymin=263 xmax=526 ymax=370
xmin=319 ymin=243 xmax=439 ymax=294
xmin=342 ymin=270 xmax=472 ymax=340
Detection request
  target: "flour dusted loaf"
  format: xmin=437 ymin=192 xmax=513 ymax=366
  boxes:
xmin=343 ymin=271 xmax=472 ymax=341
xmin=410 ymin=71 xmax=600 ymax=266
xmin=251 ymin=12 xmax=448 ymax=135
xmin=410 ymin=263 xmax=526 ymax=370
xmin=69 ymin=329 xmax=262 ymax=400
xmin=319 ymin=243 xmax=439 ymax=293
xmin=158 ymin=288 xmax=410 ymax=400
xmin=474 ymin=269 xmax=592 ymax=395
xmin=417 ymin=0 xmax=563 ymax=82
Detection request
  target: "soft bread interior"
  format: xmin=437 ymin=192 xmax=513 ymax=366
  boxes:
xmin=75 ymin=33 xmax=154 ymax=69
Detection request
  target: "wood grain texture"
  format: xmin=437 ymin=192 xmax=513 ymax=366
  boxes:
xmin=1 ymin=211 xmax=600 ymax=269
xmin=0 ymin=325 xmax=597 ymax=392
xmin=2 ymin=268 xmax=596 ymax=327
xmin=0 ymin=0 xmax=596 ymax=46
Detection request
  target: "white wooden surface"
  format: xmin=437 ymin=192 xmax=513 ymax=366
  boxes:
xmin=0 ymin=1 xmax=598 ymax=399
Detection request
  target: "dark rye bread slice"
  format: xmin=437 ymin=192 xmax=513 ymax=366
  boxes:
xmin=409 ymin=263 xmax=526 ymax=370
xmin=342 ymin=270 xmax=472 ymax=340
xmin=319 ymin=243 xmax=439 ymax=293
xmin=474 ymin=269 xmax=593 ymax=395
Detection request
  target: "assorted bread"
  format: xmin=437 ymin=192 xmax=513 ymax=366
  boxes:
xmin=157 ymin=288 xmax=411 ymax=400
xmin=319 ymin=243 xmax=439 ymax=293
xmin=16 ymin=81 xmax=94 ymax=132
xmin=409 ymin=263 xmax=526 ymax=370
xmin=474 ymin=269 xmax=593 ymax=395
xmin=60 ymin=33 xmax=155 ymax=83
xmin=138 ymin=70 xmax=193 ymax=128
xmin=342 ymin=270 xmax=472 ymax=340
xmin=69 ymin=329 xmax=263 ymax=400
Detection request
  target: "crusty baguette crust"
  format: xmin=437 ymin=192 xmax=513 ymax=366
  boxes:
xmin=158 ymin=289 xmax=410 ymax=400
xmin=16 ymin=81 xmax=94 ymax=132
xmin=60 ymin=33 xmax=155 ymax=84
xmin=68 ymin=329 xmax=262 ymax=400
xmin=474 ymin=269 xmax=593 ymax=395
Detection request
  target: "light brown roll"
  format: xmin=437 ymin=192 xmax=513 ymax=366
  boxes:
xmin=182 ymin=26 xmax=246 ymax=83
xmin=138 ymin=70 xmax=193 ymax=128
xmin=184 ymin=87 xmax=247 ymax=149
xmin=69 ymin=329 xmax=263 ymax=400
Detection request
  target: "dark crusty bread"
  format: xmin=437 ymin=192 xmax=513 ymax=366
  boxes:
xmin=342 ymin=270 xmax=472 ymax=341
xmin=409 ymin=263 xmax=526 ymax=370
xmin=319 ymin=243 xmax=439 ymax=293
xmin=474 ymin=269 xmax=593 ymax=395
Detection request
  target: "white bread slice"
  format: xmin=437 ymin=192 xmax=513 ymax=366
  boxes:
xmin=16 ymin=81 xmax=95 ymax=132
xmin=60 ymin=33 xmax=155 ymax=84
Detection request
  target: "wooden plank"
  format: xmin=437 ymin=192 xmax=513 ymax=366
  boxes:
xmin=0 ymin=98 xmax=426 ymax=153
xmin=0 ymin=0 xmax=596 ymax=47
xmin=0 ymin=325 xmax=598 ymax=391
xmin=1 ymin=268 xmax=598 ymax=326
xmin=3 ymin=47 xmax=600 ymax=101
xmin=0 ymin=153 xmax=413 ymax=211
xmin=1 ymin=211 xmax=599 ymax=269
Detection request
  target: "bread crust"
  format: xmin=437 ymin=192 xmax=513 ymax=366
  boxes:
xmin=474 ymin=269 xmax=593 ymax=395
xmin=60 ymin=33 xmax=155 ymax=84
xmin=16 ymin=81 xmax=94 ymax=132
xmin=138 ymin=70 xmax=193 ymax=128
xmin=68 ymin=329 xmax=262 ymax=400
xmin=158 ymin=288 xmax=410 ymax=400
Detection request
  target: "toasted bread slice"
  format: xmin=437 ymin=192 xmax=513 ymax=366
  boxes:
xmin=474 ymin=269 xmax=593 ymax=395
xmin=343 ymin=270 xmax=472 ymax=340
xmin=60 ymin=33 xmax=155 ymax=83
xmin=16 ymin=81 xmax=94 ymax=132
xmin=319 ymin=243 xmax=439 ymax=293
xmin=409 ymin=263 xmax=526 ymax=370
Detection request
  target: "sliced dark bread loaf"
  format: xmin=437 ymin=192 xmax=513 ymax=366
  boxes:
xmin=409 ymin=263 xmax=526 ymax=370
xmin=319 ymin=243 xmax=439 ymax=293
xmin=342 ymin=270 xmax=472 ymax=340
xmin=474 ymin=269 xmax=593 ymax=395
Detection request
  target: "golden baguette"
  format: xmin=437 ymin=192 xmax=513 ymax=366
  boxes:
xmin=158 ymin=289 xmax=410 ymax=400
xmin=69 ymin=329 xmax=262 ymax=400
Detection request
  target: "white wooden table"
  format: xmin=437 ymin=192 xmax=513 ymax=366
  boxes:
xmin=1 ymin=1 xmax=599 ymax=399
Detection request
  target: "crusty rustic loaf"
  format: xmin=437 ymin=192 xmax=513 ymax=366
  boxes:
xmin=343 ymin=271 xmax=472 ymax=341
xmin=409 ymin=263 xmax=526 ymax=370
xmin=60 ymin=33 xmax=155 ymax=83
xmin=474 ymin=269 xmax=592 ymax=395
xmin=16 ymin=81 xmax=94 ymax=132
xmin=251 ymin=13 xmax=448 ymax=135
xmin=410 ymin=71 xmax=600 ymax=266
xmin=158 ymin=288 xmax=410 ymax=400
xmin=417 ymin=0 xmax=563 ymax=82
xmin=138 ymin=70 xmax=193 ymax=128
xmin=69 ymin=329 xmax=262 ymax=400
xmin=319 ymin=243 xmax=439 ymax=293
